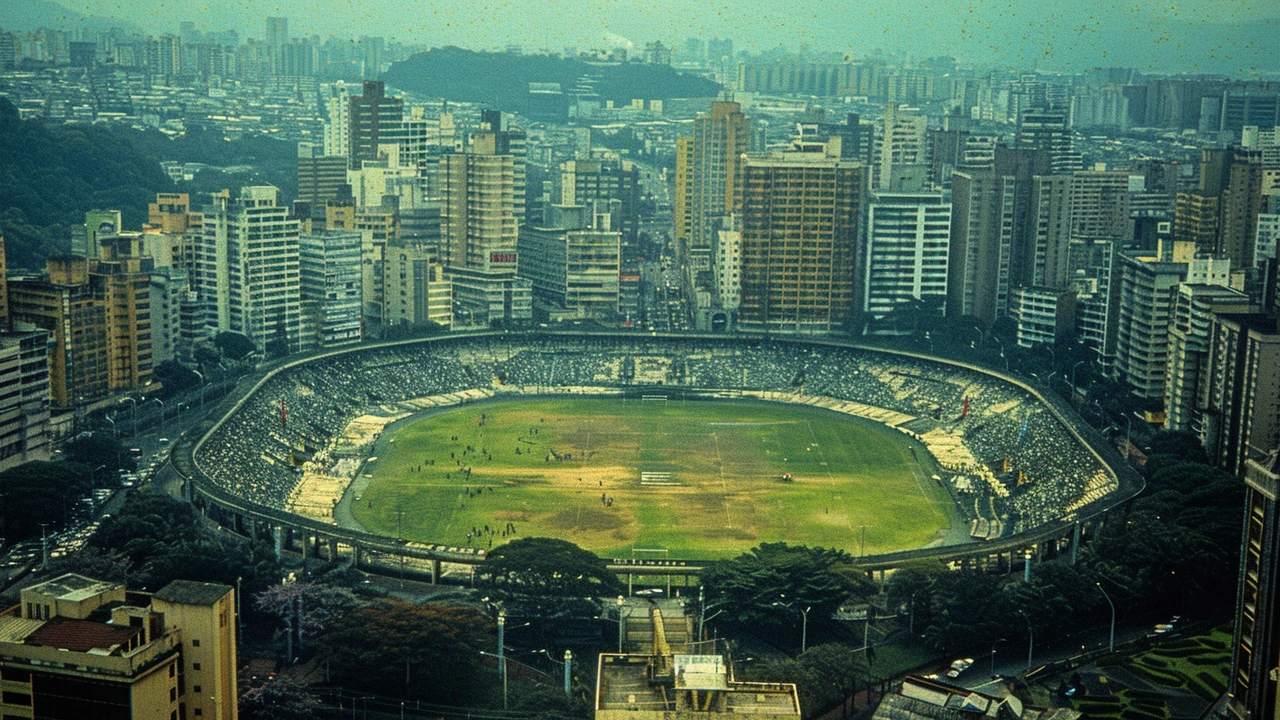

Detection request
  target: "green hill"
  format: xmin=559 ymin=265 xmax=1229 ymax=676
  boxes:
xmin=0 ymin=99 xmax=174 ymax=271
xmin=383 ymin=47 xmax=720 ymax=116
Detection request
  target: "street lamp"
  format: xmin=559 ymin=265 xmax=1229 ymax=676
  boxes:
xmin=771 ymin=600 xmax=811 ymax=653
xmin=616 ymin=596 xmax=627 ymax=653
xmin=1071 ymin=361 xmax=1087 ymax=398
xmin=477 ymin=651 xmax=508 ymax=710
xmin=104 ymin=414 xmax=116 ymax=438
xmin=193 ymin=369 xmax=206 ymax=409
xmin=698 ymin=587 xmax=732 ymax=641
xmin=122 ymin=397 xmax=137 ymax=436
xmin=1096 ymin=582 xmax=1116 ymax=653
xmin=539 ymin=649 xmax=573 ymax=696
xmin=152 ymin=398 xmax=165 ymax=436
xmin=990 ymin=638 xmax=1006 ymax=678
xmin=1017 ymin=611 xmax=1034 ymax=672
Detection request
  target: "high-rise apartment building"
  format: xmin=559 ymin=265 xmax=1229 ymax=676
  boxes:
xmin=95 ymin=233 xmax=154 ymax=391
xmin=878 ymin=105 xmax=929 ymax=192
xmin=1010 ymin=286 xmax=1076 ymax=347
xmin=347 ymin=81 xmax=404 ymax=170
xmin=1200 ymin=314 xmax=1280 ymax=474
xmin=946 ymin=171 xmax=1016 ymax=325
xmin=198 ymin=187 xmax=302 ymax=351
xmin=1230 ymin=451 xmax=1280 ymax=720
xmin=675 ymin=101 xmax=750 ymax=272
xmin=0 ymin=329 xmax=51 ymax=472
xmin=1070 ymin=169 xmax=1132 ymax=240
xmin=382 ymin=244 xmax=452 ymax=330
xmin=863 ymin=192 xmax=951 ymax=332
xmin=557 ymin=156 xmax=641 ymax=247
xmin=297 ymin=142 xmax=350 ymax=221
xmin=1111 ymin=252 xmax=1192 ymax=402
xmin=1015 ymin=110 xmax=1080 ymax=174
xmin=7 ymin=258 xmax=107 ymax=406
xmin=300 ymin=230 xmax=363 ymax=349
xmin=518 ymin=205 xmax=621 ymax=321
xmin=1174 ymin=191 xmax=1221 ymax=252
xmin=1163 ymin=284 xmax=1252 ymax=432
xmin=735 ymin=139 xmax=867 ymax=333
xmin=1219 ymin=149 xmax=1266 ymax=269
xmin=438 ymin=134 xmax=531 ymax=326
xmin=322 ymin=81 xmax=354 ymax=158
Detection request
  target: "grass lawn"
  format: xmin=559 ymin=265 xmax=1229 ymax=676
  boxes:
xmin=351 ymin=397 xmax=955 ymax=558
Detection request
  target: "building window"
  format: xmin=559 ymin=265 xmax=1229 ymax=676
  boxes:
xmin=192 ymin=663 xmax=201 ymax=671
xmin=170 ymin=663 xmax=177 ymax=677
xmin=192 ymin=639 xmax=200 ymax=647
xmin=194 ymin=685 xmax=201 ymax=693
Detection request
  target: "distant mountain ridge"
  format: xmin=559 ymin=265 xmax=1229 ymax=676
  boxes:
xmin=0 ymin=0 xmax=142 ymax=34
xmin=383 ymin=47 xmax=721 ymax=115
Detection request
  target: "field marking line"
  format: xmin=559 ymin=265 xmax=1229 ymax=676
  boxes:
xmin=713 ymin=432 xmax=735 ymax=528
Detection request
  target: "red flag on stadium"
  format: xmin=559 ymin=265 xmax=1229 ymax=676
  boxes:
xmin=280 ymin=399 xmax=287 ymax=429
xmin=962 ymin=395 xmax=969 ymax=419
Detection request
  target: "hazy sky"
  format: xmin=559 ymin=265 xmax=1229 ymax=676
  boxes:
xmin=41 ymin=0 xmax=1280 ymax=71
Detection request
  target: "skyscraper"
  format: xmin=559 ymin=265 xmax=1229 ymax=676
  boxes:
xmin=198 ymin=187 xmax=302 ymax=352
xmin=864 ymin=192 xmax=952 ymax=333
xmin=347 ymin=81 xmax=404 ymax=170
xmin=438 ymin=133 xmax=531 ymax=325
xmin=734 ymin=138 xmax=867 ymax=334
xmin=675 ymin=101 xmax=750 ymax=273
xmin=946 ymin=171 xmax=1016 ymax=325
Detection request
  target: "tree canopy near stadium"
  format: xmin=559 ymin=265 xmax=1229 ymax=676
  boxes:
xmin=480 ymin=536 xmax=623 ymax=599
xmin=699 ymin=543 xmax=875 ymax=643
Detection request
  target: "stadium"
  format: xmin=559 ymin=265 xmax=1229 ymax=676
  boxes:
xmin=176 ymin=332 xmax=1142 ymax=574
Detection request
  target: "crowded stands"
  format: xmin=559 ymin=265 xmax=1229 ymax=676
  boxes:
xmin=194 ymin=335 xmax=1116 ymax=540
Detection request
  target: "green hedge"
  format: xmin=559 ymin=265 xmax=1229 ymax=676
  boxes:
xmin=1198 ymin=671 xmax=1227 ymax=695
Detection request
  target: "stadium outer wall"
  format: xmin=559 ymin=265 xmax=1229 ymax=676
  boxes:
xmin=169 ymin=330 xmax=1145 ymax=575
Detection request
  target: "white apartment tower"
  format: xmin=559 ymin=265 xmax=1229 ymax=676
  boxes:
xmin=198 ymin=187 xmax=302 ymax=351
xmin=864 ymin=192 xmax=952 ymax=330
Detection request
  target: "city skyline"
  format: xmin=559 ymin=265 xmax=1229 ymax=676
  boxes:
xmin=5 ymin=0 xmax=1280 ymax=74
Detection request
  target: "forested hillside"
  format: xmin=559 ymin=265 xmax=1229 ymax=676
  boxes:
xmin=0 ymin=98 xmax=174 ymax=270
xmin=0 ymin=101 xmax=299 ymax=271
xmin=384 ymin=46 xmax=720 ymax=113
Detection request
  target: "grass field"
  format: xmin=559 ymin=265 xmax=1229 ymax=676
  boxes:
xmin=351 ymin=397 xmax=954 ymax=558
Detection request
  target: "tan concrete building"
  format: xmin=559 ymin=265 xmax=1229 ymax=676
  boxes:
xmin=675 ymin=101 xmax=750 ymax=272
xmin=737 ymin=138 xmax=867 ymax=334
xmin=0 ymin=574 xmax=237 ymax=720
xmin=8 ymin=258 xmax=108 ymax=406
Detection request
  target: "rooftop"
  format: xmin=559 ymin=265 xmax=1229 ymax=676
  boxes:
xmin=24 ymin=573 xmax=123 ymax=603
xmin=24 ymin=617 xmax=141 ymax=655
xmin=153 ymin=580 xmax=232 ymax=607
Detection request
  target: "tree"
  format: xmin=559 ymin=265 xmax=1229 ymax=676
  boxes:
xmin=90 ymin=491 xmax=281 ymax=595
xmin=479 ymin=537 xmax=623 ymax=601
xmin=0 ymin=461 xmax=92 ymax=540
xmin=214 ymin=331 xmax=256 ymax=361
xmin=152 ymin=360 xmax=201 ymax=397
xmin=36 ymin=546 xmax=132 ymax=583
xmin=699 ymin=543 xmax=873 ymax=641
xmin=239 ymin=675 xmax=321 ymax=720
xmin=62 ymin=432 xmax=129 ymax=475
xmin=315 ymin=599 xmax=492 ymax=702
xmin=255 ymin=582 xmax=363 ymax=653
